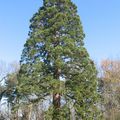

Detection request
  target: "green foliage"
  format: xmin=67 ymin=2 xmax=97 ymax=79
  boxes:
xmin=18 ymin=0 xmax=101 ymax=119
xmin=44 ymin=105 xmax=71 ymax=120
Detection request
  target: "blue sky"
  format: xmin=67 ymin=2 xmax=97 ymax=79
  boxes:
xmin=0 ymin=0 xmax=120 ymax=64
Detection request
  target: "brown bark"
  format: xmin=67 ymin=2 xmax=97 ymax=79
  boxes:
xmin=53 ymin=93 xmax=61 ymax=108
xmin=53 ymin=93 xmax=61 ymax=120
xmin=52 ymin=66 xmax=61 ymax=119
xmin=53 ymin=67 xmax=61 ymax=108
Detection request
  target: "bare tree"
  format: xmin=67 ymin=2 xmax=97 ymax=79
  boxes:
xmin=100 ymin=59 xmax=120 ymax=120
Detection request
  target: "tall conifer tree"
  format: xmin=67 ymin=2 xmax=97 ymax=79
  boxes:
xmin=18 ymin=0 xmax=101 ymax=119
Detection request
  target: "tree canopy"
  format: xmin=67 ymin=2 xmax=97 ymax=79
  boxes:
xmin=17 ymin=0 xmax=101 ymax=119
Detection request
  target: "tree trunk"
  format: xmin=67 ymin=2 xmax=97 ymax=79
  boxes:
xmin=52 ymin=68 xmax=61 ymax=119
xmin=53 ymin=93 xmax=61 ymax=120
xmin=53 ymin=93 xmax=61 ymax=108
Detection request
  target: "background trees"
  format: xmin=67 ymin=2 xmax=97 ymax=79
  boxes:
xmin=0 ymin=61 xmax=19 ymax=120
xmin=100 ymin=59 xmax=120 ymax=120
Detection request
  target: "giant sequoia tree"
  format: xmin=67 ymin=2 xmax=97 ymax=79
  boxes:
xmin=18 ymin=0 xmax=101 ymax=119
